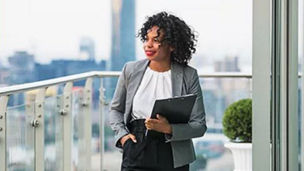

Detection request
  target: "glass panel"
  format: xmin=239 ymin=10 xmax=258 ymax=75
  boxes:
xmin=91 ymin=78 xmax=101 ymax=171
xmin=191 ymin=77 xmax=251 ymax=171
xmin=103 ymin=77 xmax=121 ymax=171
xmin=44 ymin=95 xmax=63 ymax=171
xmin=72 ymin=79 xmax=101 ymax=171
xmin=103 ymin=78 xmax=123 ymax=171
xmin=6 ymin=102 xmax=34 ymax=170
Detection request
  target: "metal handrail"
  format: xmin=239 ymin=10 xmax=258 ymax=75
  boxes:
xmin=0 ymin=71 xmax=252 ymax=96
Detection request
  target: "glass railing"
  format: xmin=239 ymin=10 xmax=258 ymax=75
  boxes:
xmin=192 ymin=76 xmax=251 ymax=171
xmin=44 ymin=94 xmax=62 ymax=171
xmin=0 ymin=71 xmax=251 ymax=171
xmin=7 ymin=103 xmax=35 ymax=171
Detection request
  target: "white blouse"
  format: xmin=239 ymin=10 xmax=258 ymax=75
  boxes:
xmin=132 ymin=66 xmax=172 ymax=119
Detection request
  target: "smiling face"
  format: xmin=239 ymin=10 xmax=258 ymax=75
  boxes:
xmin=143 ymin=26 xmax=174 ymax=64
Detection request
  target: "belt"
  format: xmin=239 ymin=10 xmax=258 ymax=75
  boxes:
xmin=129 ymin=119 xmax=146 ymax=133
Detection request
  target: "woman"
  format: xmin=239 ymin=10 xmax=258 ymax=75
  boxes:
xmin=109 ymin=12 xmax=207 ymax=171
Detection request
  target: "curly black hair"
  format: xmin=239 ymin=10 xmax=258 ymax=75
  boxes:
xmin=138 ymin=12 xmax=197 ymax=65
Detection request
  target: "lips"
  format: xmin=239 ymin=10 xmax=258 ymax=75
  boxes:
xmin=145 ymin=50 xmax=156 ymax=56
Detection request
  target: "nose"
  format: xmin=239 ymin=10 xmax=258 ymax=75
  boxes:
xmin=144 ymin=39 xmax=153 ymax=48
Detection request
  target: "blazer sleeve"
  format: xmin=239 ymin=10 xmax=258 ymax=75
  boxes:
xmin=166 ymin=70 xmax=207 ymax=142
xmin=109 ymin=64 xmax=129 ymax=148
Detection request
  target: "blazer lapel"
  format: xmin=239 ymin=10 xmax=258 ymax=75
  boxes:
xmin=125 ymin=59 xmax=149 ymax=122
xmin=171 ymin=62 xmax=184 ymax=97
xmin=128 ymin=59 xmax=150 ymax=98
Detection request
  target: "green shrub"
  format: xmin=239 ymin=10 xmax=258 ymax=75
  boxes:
xmin=222 ymin=98 xmax=252 ymax=143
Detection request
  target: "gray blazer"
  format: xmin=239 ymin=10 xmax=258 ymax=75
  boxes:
xmin=109 ymin=59 xmax=207 ymax=168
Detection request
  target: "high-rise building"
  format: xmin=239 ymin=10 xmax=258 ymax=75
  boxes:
xmin=106 ymin=0 xmax=136 ymax=101
xmin=110 ymin=0 xmax=136 ymax=71
xmin=8 ymin=51 xmax=35 ymax=84
xmin=79 ymin=37 xmax=95 ymax=61
xmin=0 ymin=65 xmax=9 ymax=87
xmin=214 ymin=56 xmax=240 ymax=72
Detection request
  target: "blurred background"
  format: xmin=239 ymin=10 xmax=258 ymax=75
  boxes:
xmin=0 ymin=0 xmax=253 ymax=170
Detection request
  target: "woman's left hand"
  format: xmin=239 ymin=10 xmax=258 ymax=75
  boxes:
xmin=145 ymin=114 xmax=172 ymax=134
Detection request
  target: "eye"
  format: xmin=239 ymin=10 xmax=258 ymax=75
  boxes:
xmin=153 ymin=38 xmax=160 ymax=42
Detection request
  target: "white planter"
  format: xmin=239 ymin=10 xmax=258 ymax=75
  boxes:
xmin=224 ymin=142 xmax=252 ymax=171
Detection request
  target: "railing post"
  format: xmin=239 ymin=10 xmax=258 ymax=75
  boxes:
xmin=99 ymin=77 xmax=105 ymax=171
xmin=62 ymin=82 xmax=73 ymax=171
xmin=34 ymin=88 xmax=46 ymax=171
xmin=55 ymin=83 xmax=73 ymax=171
xmin=0 ymin=95 xmax=9 ymax=171
xmin=79 ymin=78 xmax=92 ymax=171
xmin=55 ymin=94 xmax=63 ymax=171
xmin=25 ymin=92 xmax=35 ymax=170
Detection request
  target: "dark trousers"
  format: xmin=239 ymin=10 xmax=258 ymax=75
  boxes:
xmin=121 ymin=119 xmax=189 ymax=171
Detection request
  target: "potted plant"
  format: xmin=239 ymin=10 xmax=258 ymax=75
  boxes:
xmin=222 ymin=98 xmax=252 ymax=171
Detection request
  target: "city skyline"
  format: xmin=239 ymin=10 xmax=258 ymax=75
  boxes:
xmin=0 ymin=0 xmax=252 ymax=71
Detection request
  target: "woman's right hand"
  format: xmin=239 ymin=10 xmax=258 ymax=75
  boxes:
xmin=120 ymin=133 xmax=137 ymax=147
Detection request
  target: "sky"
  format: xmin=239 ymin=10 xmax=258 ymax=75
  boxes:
xmin=0 ymin=0 xmax=252 ymax=71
